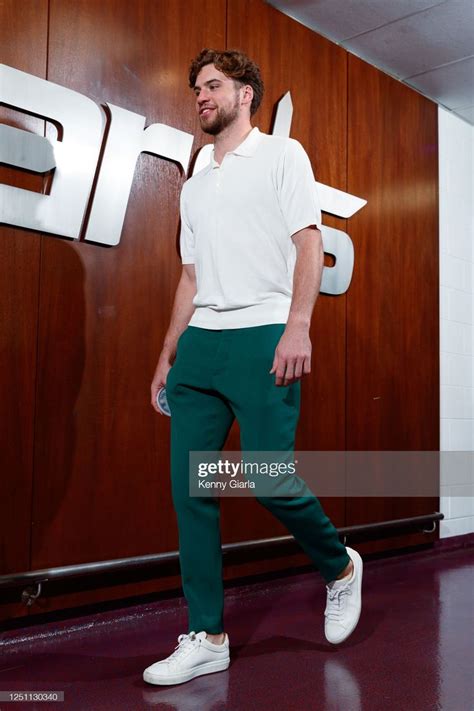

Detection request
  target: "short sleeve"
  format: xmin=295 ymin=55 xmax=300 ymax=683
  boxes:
xmin=277 ymin=139 xmax=323 ymax=237
xmin=179 ymin=185 xmax=195 ymax=264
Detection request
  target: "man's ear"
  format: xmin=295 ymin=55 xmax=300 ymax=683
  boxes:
xmin=241 ymin=84 xmax=254 ymax=108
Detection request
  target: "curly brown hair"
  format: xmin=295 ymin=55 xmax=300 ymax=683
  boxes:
xmin=188 ymin=48 xmax=264 ymax=116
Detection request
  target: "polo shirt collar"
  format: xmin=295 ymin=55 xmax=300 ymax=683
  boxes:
xmin=210 ymin=127 xmax=262 ymax=168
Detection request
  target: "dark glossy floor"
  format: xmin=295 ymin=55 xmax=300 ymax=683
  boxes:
xmin=1 ymin=543 xmax=473 ymax=711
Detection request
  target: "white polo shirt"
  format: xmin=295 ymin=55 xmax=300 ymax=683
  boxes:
xmin=179 ymin=126 xmax=323 ymax=329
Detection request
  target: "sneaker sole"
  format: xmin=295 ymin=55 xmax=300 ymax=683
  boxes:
xmin=143 ymin=657 xmax=230 ymax=686
xmin=326 ymin=548 xmax=363 ymax=644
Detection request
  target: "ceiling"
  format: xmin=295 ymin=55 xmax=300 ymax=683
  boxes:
xmin=266 ymin=0 xmax=474 ymax=125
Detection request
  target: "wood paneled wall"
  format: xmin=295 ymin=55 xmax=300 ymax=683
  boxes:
xmin=0 ymin=0 xmax=439 ymax=621
xmin=0 ymin=0 xmax=49 ymax=621
xmin=345 ymin=53 xmax=439 ymax=549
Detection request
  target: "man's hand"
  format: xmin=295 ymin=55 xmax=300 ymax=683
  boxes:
xmin=268 ymin=225 xmax=321 ymax=386
xmin=269 ymin=323 xmax=312 ymax=386
xmin=150 ymin=354 xmax=174 ymax=414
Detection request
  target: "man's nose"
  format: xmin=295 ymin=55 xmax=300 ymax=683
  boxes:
xmin=198 ymin=89 xmax=211 ymax=104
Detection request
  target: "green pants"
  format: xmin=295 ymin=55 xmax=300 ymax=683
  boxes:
xmin=165 ymin=324 xmax=350 ymax=634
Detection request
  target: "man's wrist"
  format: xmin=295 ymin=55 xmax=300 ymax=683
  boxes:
xmin=286 ymin=314 xmax=311 ymax=331
xmin=160 ymin=342 xmax=176 ymax=361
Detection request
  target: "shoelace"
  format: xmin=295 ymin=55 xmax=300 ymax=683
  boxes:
xmin=324 ymin=584 xmax=352 ymax=621
xmin=167 ymin=631 xmax=200 ymax=667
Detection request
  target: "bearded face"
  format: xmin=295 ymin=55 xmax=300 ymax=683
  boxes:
xmin=194 ymin=64 xmax=245 ymax=136
xmin=199 ymin=91 xmax=241 ymax=135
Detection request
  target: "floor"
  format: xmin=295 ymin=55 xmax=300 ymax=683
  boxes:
xmin=0 ymin=544 xmax=473 ymax=711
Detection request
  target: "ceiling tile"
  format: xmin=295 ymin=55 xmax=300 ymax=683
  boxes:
xmin=453 ymin=105 xmax=474 ymax=123
xmin=343 ymin=0 xmax=474 ymax=78
xmin=406 ymin=57 xmax=474 ymax=109
xmin=268 ymin=0 xmax=474 ymax=124
xmin=267 ymin=0 xmax=446 ymax=42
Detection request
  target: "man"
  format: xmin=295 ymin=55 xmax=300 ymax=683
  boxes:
xmin=144 ymin=49 xmax=363 ymax=687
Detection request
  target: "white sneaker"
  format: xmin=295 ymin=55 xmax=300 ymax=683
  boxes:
xmin=143 ymin=631 xmax=230 ymax=686
xmin=324 ymin=547 xmax=363 ymax=644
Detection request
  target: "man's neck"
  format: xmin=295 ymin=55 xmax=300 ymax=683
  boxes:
xmin=213 ymin=120 xmax=253 ymax=164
